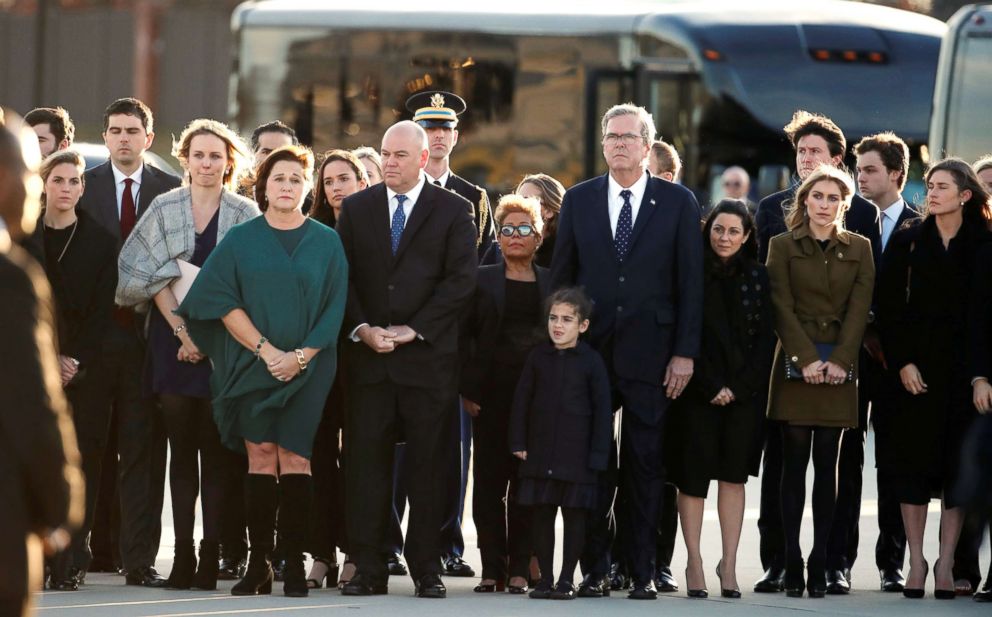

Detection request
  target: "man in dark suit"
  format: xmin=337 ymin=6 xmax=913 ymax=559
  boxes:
xmin=752 ymin=110 xmax=881 ymax=593
xmin=551 ymin=104 xmax=703 ymax=600
xmin=76 ymin=98 xmax=180 ymax=587
xmin=824 ymin=132 xmax=917 ymax=594
xmin=337 ymin=120 xmax=477 ymax=598
xmin=0 ymin=112 xmax=83 ymax=617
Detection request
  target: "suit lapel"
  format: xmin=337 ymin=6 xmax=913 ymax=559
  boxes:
xmin=593 ymin=175 xmax=614 ymax=255
xmin=137 ymin=165 xmax=161 ymax=217
xmin=91 ymin=163 xmax=119 ymax=234
xmin=369 ymin=185 xmax=392 ymax=267
xmin=492 ymin=262 xmax=508 ymax=327
xmin=627 ymin=175 xmax=660 ymax=253
xmin=394 ymin=183 xmax=436 ymax=261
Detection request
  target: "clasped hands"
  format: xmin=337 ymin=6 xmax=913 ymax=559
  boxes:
xmin=176 ymin=329 xmax=205 ymax=364
xmin=802 ymin=360 xmax=849 ymax=385
xmin=357 ymin=324 xmax=417 ymax=354
xmin=260 ymin=344 xmax=303 ymax=383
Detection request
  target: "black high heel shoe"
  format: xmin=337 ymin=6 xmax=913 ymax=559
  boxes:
xmin=934 ymin=559 xmax=956 ymax=600
xmin=716 ymin=560 xmax=741 ymax=599
xmin=306 ymin=557 xmax=338 ymax=590
xmin=903 ymin=559 xmax=928 ymax=599
xmin=784 ymin=561 xmax=805 ymax=598
xmin=684 ymin=566 xmax=708 ymax=598
xmin=473 ymin=579 xmax=506 ymax=593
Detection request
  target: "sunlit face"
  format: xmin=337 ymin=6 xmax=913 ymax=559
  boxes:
xmin=254 ymin=131 xmax=294 ymax=166
xmin=33 ymin=123 xmax=63 ymax=157
xmin=805 ymin=179 xmax=846 ymax=228
xmin=547 ymin=302 xmax=589 ymax=349
xmin=977 ymin=168 xmax=992 ymax=194
xmin=186 ymin=133 xmax=230 ymax=189
xmin=103 ymin=113 xmax=153 ymax=169
xmin=796 ymin=134 xmax=842 ymax=180
xmin=264 ymin=160 xmax=309 ymax=213
xmin=709 ymin=212 xmax=748 ymax=261
xmin=43 ymin=162 xmax=84 ymax=214
xmin=517 ymin=182 xmax=553 ymax=223
xmin=856 ymin=150 xmax=900 ymax=203
xmin=322 ymin=160 xmax=367 ymax=218
xmin=721 ymin=169 xmax=749 ymax=200
xmin=603 ymin=114 xmax=649 ymax=176
xmin=381 ymin=126 xmax=428 ymax=193
xmin=360 ymin=157 xmax=383 ymax=185
xmin=926 ymin=169 xmax=969 ymax=217
xmin=497 ymin=211 xmax=540 ymax=262
xmin=425 ymin=126 xmax=458 ymax=161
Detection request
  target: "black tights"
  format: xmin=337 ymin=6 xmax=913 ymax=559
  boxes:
xmin=532 ymin=505 xmax=586 ymax=585
xmin=780 ymin=425 xmax=843 ymax=569
xmin=160 ymin=394 xmax=234 ymax=544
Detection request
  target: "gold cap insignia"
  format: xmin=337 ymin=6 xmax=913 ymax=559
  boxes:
xmin=430 ymin=93 xmax=446 ymax=109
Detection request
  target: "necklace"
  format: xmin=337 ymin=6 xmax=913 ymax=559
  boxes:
xmin=49 ymin=219 xmax=78 ymax=262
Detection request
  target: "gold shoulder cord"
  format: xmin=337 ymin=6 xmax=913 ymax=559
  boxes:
xmin=477 ymin=189 xmax=490 ymax=248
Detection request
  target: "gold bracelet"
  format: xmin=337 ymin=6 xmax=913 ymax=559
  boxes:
xmin=294 ymin=349 xmax=308 ymax=371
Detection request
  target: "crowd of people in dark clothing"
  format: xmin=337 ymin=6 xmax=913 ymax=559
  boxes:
xmin=1 ymin=91 xmax=991 ymax=617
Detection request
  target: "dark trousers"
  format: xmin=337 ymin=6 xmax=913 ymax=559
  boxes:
xmin=827 ymin=355 xmax=906 ymax=573
xmin=612 ymin=483 xmax=677 ymax=575
xmin=439 ymin=400 xmax=470 ymax=559
xmin=580 ymin=423 xmax=618 ymax=579
xmin=758 ymin=420 xmax=784 ymax=571
xmin=0 ymin=595 xmax=28 ymax=617
xmin=471 ymin=390 xmax=531 ymax=581
xmin=388 ymin=444 xmax=407 ymax=556
xmin=953 ymin=512 xmax=990 ymax=589
xmin=88 ymin=416 xmax=121 ymax=569
xmin=309 ymin=406 xmax=344 ymax=558
xmin=159 ymin=394 xmax=234 ymax=545
xmin=346 ymin=380 xmax=449 ymax=582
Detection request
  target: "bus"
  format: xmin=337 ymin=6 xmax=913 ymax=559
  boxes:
xmin=929 ymin=3 xmax=992 ymax=165
xmin=230 ymin=0 xmax=944 ymax=200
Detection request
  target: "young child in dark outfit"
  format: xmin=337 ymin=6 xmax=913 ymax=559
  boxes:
xmin=509 ymin=287 xmax=613 ymax=600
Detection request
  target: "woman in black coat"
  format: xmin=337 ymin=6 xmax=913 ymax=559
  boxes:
xmin=33 ymin=150 xmax=117 ymax=590
xmin=461 ymin=194 xmax=550 ymax=593
xmin=876 ymin=158 xmax=992 ymax=599
xmin=669 ymin=200 xmax=775 ymax=598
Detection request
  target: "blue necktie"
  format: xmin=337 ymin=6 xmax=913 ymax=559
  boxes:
xmin=615 ymin=189 xmax=633 ymax=261
xmin=391 ymin=194 xmax=407 ymax=255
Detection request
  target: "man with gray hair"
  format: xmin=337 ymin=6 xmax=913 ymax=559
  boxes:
xmin=551 ymin=103 xmax=703 ymax=600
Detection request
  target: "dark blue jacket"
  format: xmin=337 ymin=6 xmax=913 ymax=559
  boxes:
xmin=550 ymin=172 xmax=704 ymax=401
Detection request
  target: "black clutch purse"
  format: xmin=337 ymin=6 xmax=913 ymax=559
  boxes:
xmin=784 ymin=343 xmax=854 ymax=382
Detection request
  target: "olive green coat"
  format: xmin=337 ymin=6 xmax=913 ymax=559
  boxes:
xmin=766 ymin=225 xmax=875 ymax=427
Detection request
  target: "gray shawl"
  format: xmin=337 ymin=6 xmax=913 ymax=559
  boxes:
xmin=116 ymin=186 xmax=260 ymax=312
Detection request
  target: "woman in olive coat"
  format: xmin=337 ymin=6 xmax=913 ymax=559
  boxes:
xmin=766 ymin=165 xmax=874 ymax=598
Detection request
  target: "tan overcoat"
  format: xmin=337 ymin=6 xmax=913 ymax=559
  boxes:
xmin=766 ymin=224 xmax=875 ymax=427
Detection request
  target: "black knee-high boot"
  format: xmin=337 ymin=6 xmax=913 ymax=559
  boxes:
xmin=231 ymin=474 xmax=278 ymax=596
xmin=279 ymin=474 xmax=314 ymax=597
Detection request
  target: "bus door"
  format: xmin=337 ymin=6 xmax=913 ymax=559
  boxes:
xmin=635 ymin=63 xmax=703 ymax=191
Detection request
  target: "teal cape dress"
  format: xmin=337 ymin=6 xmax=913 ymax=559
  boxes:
xmin=177 ymin=217 xmax=347 ymax=458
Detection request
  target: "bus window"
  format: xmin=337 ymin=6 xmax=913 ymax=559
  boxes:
xmin=943 ymin=33 xmax=992 ymax=161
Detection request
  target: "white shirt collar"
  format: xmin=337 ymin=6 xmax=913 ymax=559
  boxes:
xmin=882 ymin=198 xmax=905 ymax=221
xmin=386 ymin=172 xmax=427 ymax=206
xmin=111 ymin=162 xmax=144 ymax=186
xmin=425 ymin=169 xmax=451 ymax=187
xmin=608 ymin=169 xmax=649 ymax=202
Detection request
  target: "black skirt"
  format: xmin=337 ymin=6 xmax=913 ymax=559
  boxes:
xmin=516 ymin=478 xmax=596 ymax=510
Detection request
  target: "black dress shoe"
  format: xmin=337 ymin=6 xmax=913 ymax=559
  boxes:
xmin=87 ymin=558 xmax=120 ymax=573
xmin=443 ymin=555 xmax=475 ymax=577
xmin=974 ymin=578 xmax=992 ymax=602
xmin=628 ymin=582 xmax=658 ymax=600
xmin=826 ymin=569 xmax=850 ymax=595
xmin=219 ymin=556 xmax=247 ymax=581
xmin=387 ymin=553 xmax=408 ymax=576
xmin=125 ymin=565 xmax=169 ymax=588
xmin=806 ymin=563 xmax=826 ymax=599
xmin=529 ymin=581 xmax=553 ymax=599
xmin=880 ymin=568 xmax=905 ymax=592
xmin=754 ymin=566 xmax=785 ymax=593
xmin=577 ymin=574 xmax=610 ymax=597
xmin=415 ymin=573 xmax=447 ymax=598
xmin=608 ymin=562 xmax=631 ymax=590
xmin=784 ymin=562 xmax=805 ymax=598
xmin=473 ymin=580 xmax=505 ymax=593
xmin=341 ymin=573 xmax=388 ymax=596
xmin=655 ymin=565 xmax=679 ymax=592
xmin=507 ymin=582 xmax=529 ymax=594
xmin=550 ymin=581 xmax=577 ymax=600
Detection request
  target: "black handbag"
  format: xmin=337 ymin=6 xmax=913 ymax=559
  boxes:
xmin=784 ymin=343 xmax=854 ymax=382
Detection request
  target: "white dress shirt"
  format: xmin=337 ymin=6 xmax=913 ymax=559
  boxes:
xmin=111 ymin=163 xmax=144 ymax=219
xmin=880 ymin=198 xmax=906 ymax=251
xmin=386 ymin=173 xmax=426 ymax=230
xmin=607 ymin=171 xmax=649 ymax=236
xmin=425 ymin=169 xmax=451 ymax=188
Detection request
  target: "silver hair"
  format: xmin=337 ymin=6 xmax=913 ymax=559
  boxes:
xmin=601 ymin=103 xmax=656 ymax=145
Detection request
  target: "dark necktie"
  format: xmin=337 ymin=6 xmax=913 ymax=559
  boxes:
xmin=615 ymin=189 xmax=633 ymax=261
xmin=434 ymin=180 xmax=443 ymax=187
xmin=120 ymin=177 xmax=137 ymax=240
xmin=391 ymin=194 xmax=407 ymax=254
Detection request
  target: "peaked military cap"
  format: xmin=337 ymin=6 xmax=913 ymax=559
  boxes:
xmin=405 ymin=91 xmax=467 ymax=128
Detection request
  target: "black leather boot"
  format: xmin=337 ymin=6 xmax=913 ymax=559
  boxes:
xmin=279 ymin=474 xmax=313 ymax=598
xmin=191 ymin=540 xmax=220 ymax=590
xmin=231 ymin=474 xmax=278 ymax=596
xmin=166 ymin=542 xmax=197 ymax=590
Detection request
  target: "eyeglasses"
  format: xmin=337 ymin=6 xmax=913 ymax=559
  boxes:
xmin=499 ymin=224 xmax=535 ymax=237
xmin=602 ymin=133 xmax=643 ymax=146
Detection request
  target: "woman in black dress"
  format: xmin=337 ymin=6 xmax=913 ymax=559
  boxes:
xmin=462 ymin=194 xmax=550 ymax=593
xmin=515 ymin=174 xmax=564 ymax=268
xmin=34 ymin=150 xmax=117 ymax=590
xmin=670 ymin=200 xmax=775 ymax=599
xmin=876 ymin=158 xmax=992 ymax=599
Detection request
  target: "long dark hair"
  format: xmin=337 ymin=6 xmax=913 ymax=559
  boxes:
xmin=702 ymin=199 xmax=757 ymax=272
xmin=925 ymin=157 xmax=992 ymax=229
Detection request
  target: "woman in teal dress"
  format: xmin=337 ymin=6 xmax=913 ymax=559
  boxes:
xmin=178 ymin=145 xmax=347 ymax=599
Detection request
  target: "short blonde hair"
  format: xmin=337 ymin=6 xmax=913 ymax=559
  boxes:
xmin=494 ymin=194 xmax=543 ymax=235
xmin=172 ymin=118 xmax=251 ymax=191
xmin=785 ymin=165 xmax=855 ymax=230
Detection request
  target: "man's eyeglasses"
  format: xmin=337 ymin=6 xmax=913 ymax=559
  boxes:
xmin=602 ymin=133 xmax=643 ymax=146
xmin=499 ymin=224 xmax=535 ymax=237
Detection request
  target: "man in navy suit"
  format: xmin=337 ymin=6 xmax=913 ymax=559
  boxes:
xmin=752 ymin=110 xmax=881 ymax=593
xmin=551 ymin=104 xmax=703 ymax=600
